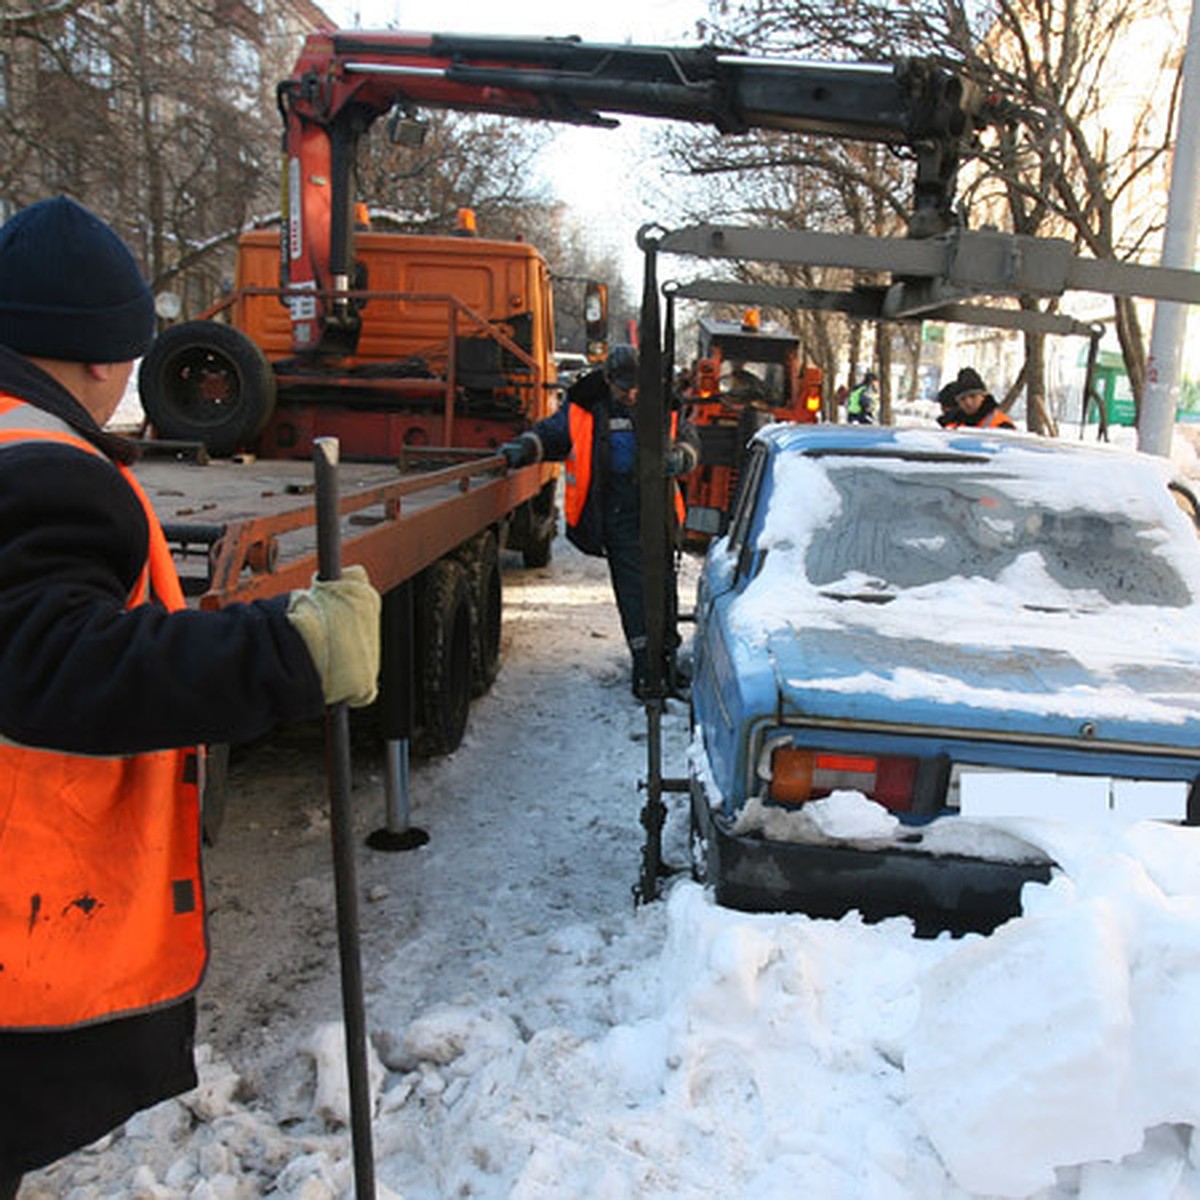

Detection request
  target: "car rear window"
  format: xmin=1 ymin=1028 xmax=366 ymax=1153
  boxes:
xmin=765 ymin=451 xmax=1200 ymax=610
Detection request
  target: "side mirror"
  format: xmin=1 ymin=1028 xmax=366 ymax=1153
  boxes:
xmin=387 ymin=107 xmax=429 ymax=147
xmin=584 ymin=280 xmax=609 ymax=363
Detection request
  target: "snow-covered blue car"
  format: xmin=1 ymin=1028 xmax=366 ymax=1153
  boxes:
xmin=688 ymin=424 xmax=1200 ymax=933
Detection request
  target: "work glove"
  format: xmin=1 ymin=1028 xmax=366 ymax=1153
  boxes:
xmin=500 ymin=435 xmax=536 ymax=469
xmin=286 ymin=564 xmax=381 ymax=707
xmin=664 ymin=444 xmax=698 ymax=478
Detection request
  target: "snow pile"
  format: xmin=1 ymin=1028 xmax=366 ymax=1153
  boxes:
xmin=368 ymin=816 xmax=1200 ymax=1200
xmin=906 ymin=818 xmax=1200 ymax=1196
xmin=26 ymin=815 xmax=1200 ymax=1199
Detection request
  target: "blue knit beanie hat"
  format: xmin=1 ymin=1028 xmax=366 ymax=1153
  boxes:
xmin=0 ymin=196 xmax=155 ymax=363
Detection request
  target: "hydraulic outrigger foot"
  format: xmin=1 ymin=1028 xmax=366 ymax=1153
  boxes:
xmin=633 ymin=695 xmax=690 ymax=907
xmin=367 ymin=737 xmax=430 ymax=852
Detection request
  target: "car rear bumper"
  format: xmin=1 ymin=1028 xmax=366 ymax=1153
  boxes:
xmin=691 ymin=790 xmax=1054 ymax=937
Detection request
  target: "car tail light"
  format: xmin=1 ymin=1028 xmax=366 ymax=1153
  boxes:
xmin=768 ymin=747 xmax=918 ymax=812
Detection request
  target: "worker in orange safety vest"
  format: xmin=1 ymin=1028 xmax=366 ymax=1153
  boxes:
xmin=499 ymin=343 xmax=699 ymax=697
xmin=0 ymin=197 xmax=382 ymax=1195
xmin=938 ymin=367 xmax=1016 ymax=430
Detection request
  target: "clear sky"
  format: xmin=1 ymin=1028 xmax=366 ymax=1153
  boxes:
xmin=323 ymin=0 xmax=715 ymax=289
xmin=327 ymin=0 xmax=708 ymax=44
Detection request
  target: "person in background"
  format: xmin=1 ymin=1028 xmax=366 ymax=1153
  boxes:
xmin=0 ymin=196 xmax=381 ymax=1197
xmin=846 ymin=371 xmax=878 ymax=424
xmin=936 ymin=378 xmax=963 ymax=427
xmin=500 ymin=343 xmax=699 ymax=698
xmin=726 ymin=361 xmax=765 ymax=401
xmin=941 ymin=367 xmax=1015 ymax=430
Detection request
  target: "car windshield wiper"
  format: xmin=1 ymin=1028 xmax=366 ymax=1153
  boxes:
xmin=819 ymin=589 xmax=897 ymax=604
xmin=805 ymin=447 xmax=991 ymax=464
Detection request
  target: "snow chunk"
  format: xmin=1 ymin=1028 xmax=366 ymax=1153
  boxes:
xmin=390 ymin=1003 xmax=522 ymax=1073
xmin=732 ymin=790 xmax=900 ymax=841
xmin=906 ymin=900 xmax=1138 ymax=1196
xmin=305 ymin=1021 xmax=385 ymax=1127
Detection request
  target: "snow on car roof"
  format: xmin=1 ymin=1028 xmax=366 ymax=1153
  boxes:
xmin=725 ymin=427 xmax=1200 ymax=723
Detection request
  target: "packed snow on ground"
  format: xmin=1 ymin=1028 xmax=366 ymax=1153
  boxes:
xmin=18 ymin=432 xmax=1200 ymax=1200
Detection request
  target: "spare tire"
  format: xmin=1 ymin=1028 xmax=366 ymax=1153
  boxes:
xmin=139 ymin=321 xmax=276 ymax=456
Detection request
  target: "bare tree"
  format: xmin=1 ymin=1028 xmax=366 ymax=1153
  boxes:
xmin=698 ymin=0 xmax=1184 ymax=424
xmin=0 ymin=4 xmax=557 ymax=318
xmin=967 ymin=0 xmax=1180 ymax=416
xmin=1 ymin=0 xmax=287 ymax=307
xmin=355 ymin=109 xmax=554 ymax=240
xmin=653 ymin=114 xmax=916 ymax=414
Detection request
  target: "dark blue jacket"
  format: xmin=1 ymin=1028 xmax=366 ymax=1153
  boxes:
xmin=527 ymin=369 xmax=637 ymax=556
xmin=0 ymin=346 xmax=323 ymax=755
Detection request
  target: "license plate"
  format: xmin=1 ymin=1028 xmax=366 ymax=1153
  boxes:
xmin=956 ymin=768 xmax=1187 ymax=824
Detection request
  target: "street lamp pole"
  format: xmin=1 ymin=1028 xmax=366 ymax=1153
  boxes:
xmin=1139 ymin=0 xmax=1200 ymax=457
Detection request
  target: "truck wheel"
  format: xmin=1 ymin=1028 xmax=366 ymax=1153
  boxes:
xmin=522 ymin=480 xmax=558 ymax=568
xmin=523 ymin=526 xmax=553 ymax=569
xmin=458 ymin=530 xmax=502 ymax=696
xmin=414 ymin=558 xmax=473 ymax=757
xmin=139 ymin=321 xmax=277 ymax=456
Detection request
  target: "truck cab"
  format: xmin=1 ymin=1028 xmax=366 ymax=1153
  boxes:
xmin=233 ymin=221 xmax=558 ymax=462
xmin=141 ymin=216 xmax=558 ymax=463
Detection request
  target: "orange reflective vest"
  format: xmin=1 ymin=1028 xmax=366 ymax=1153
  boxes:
xmin=945 ymin=412 xmax=1012 ymax=432
xmin=0 ymin=394 xmax=207 ymax=1030
xmin=979 ymin=409 xmax=1016 ymax=430
xmin=563 ymin=403 xmax=686 ymax=530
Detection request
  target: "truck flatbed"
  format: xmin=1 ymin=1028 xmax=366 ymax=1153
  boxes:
xmin=133 ymin=450 xmax=552 ymax=609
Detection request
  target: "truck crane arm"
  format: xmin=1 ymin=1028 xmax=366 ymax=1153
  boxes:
xmin=278 ymin=29 xmax=987 ymax=355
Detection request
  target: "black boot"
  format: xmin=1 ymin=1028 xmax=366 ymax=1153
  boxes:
xmin=667 ymin=657 xmax=691 ymax=701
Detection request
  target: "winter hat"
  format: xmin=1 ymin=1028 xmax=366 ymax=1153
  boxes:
xmin=605 ymin=343 xmax=639 ymax=390
xmin=0 ymin=196 xmax=155 ymax=363
xmin=955 ymin=366 xmax=987 ymax=394
xmin=936 ymin=379 xmax=962 ymax=409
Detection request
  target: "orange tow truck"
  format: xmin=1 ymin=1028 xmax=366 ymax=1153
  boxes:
xmin=139 ymin=206 xmax=560 ymax=569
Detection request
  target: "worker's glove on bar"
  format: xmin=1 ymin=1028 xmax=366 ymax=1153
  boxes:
xmin=664 ymin=443 xmax=698 ymax=478
xmin=500 ymin=434 xmax=539 ymax=469
xmin=286 ymin=564 xmax=382 ymax=707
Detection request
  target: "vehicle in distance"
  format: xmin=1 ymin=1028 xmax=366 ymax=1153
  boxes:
xmin=678 ymin=309 xmax=822 ymax=547
xmin=688 ymin=425 xmax=1200 ymax=934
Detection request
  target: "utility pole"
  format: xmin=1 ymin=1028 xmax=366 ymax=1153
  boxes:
xmin=1139 ymin=0 xmax=1200 ymax=457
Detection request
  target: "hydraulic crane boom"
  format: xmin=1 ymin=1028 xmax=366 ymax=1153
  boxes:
xmin=277 ymin=30 xmax=987 ymax=354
